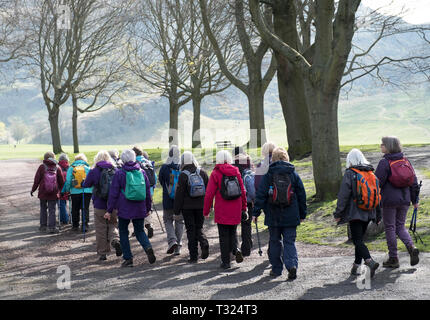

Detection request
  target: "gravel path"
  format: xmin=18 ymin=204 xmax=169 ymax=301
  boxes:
xmin=1 ymin=155 xmax=430 ymax=300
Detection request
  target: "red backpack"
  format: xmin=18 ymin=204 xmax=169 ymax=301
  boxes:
xmin=388 ymin=158 xmax=415 ymax=188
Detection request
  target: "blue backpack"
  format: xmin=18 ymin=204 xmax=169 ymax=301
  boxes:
xmin=182 ymin=168 xmax=206 ymax=198
xmin=167 ymin=168 xmax=180 ymax=199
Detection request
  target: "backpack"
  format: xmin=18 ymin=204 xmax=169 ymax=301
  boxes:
xmin=139 ymin=160 xmax=156 ymax=188
xmin=220 ymin=174 xmax=242 ymax=200
xmin=388 ymin=158 xmax=415 ymax=188
xmin=167 ymin=168 xmax=180 ymax=199
xmin=43 ymin=164 xmax=59 ymax=194
xmin=122 ymin=169 xmax=146 ymax=201
xmin=183 ymin=168 xmax=206 ymax=198
xmin=268 ymin=172 xmax=294 ymax=207
xmin=72 ymin=165 xmax=87 ymax=189
xmin=242 ymin=169 xmax=255 ymax=197
xmin=96 ymin=167 xmax=116 ymax=200
xmin=350 ymin=168 xmax=381 ymax=211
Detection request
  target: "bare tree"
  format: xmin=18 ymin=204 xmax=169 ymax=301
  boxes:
xmin=199 ymin=0 xmax=277 ymax=148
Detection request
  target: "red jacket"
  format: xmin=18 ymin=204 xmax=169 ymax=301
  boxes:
xmin=203 ymin=163 xmax=247 ymax=225
xmin=31 ymin=159 xmax=65 ymax=200
xmin=58 ymin=160 xmax=70 ymax=200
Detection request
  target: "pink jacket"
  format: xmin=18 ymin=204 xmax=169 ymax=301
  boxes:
xmin=203 ymin=163 xmax=247 ymax=225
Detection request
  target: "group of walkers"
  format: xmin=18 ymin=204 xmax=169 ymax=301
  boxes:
xmin=30 ymin=135 xmax=421 ymax=280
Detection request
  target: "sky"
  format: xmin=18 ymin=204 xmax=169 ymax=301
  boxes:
xmin=361 ymin=0 xmax=430 ymax=24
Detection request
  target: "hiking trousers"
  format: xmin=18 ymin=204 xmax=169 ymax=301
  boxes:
xmin=58 ymin=199 xmax=69 ymax=224
xmin=217 ymin=224 xmax=239 ymax=265
xmin=182 ymin=209 xmax=208 ymax=260
xmin=163 ymin=209 xmax=185 ymax=249
xmin=118 ymin=217 xmax=152 ymax=261
xmin=349 ymin=220 xmax=371 ymax=264
xmin=40 ymin=199 xmax=57 ymax=229
xmin=268 ymin=226 xmax=297 ymax=274
xmin=240 ymin=202 xmax=253 ymax=256
xmin=383 ymin=205 xmax=414 ymax=258
xmin=94 ymin=208 xmax=119 ymax=256
xmin=71 ymin=193 xmax=91 ymax=228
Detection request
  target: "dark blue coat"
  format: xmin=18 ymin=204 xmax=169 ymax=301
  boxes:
xmin=252 ymin=161 xmax=307 ymax=227
xmin=158 ymin=162 xmax=180 ymax=210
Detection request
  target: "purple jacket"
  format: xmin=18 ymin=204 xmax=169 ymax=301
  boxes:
xmin=107 ymin=161 xmax=152 ymax=220
xmin=82 ymin=161 xmax=116 ymax=210
xmin=375 ymin=152 xmax=419 ymax=208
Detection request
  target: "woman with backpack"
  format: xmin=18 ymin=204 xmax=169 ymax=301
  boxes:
xmin=62 ymin=153 xmax=93 ymax=232
xmin=159 ymin=145 xmax=185 ymax=256
xmin=232 ymin=147 xmax=256 ymax=257
xmin=252 ymin=147 xmax=307 ymax=280
xmin=375 ymin=136 xmax=420 ymax=268
xmin=254 ymin=141 xmax=276 ymax=192
xmin=58 ymin=153 xmax=70 ymax=225
xmin=31 ymin=152 xmax=65 ymax=234
xmin=333 ymin=148 xmax=381 ymax=277
xmin=174 ymin=151 xmax=210 ymax=263
xmin=82 ymin=150 xmax=122 ymax=261
xmin=203 ymin=150 xmax=247 ymax=269
xmin=106 ymin=149 xmax=156 ymax=268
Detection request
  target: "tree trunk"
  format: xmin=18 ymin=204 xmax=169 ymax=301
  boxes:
xmin=48 ymin=106 xmax=63 ymax=154
xmin=248 ymin=81 xmax=266 ymax=149
xmin=169 ymin=100 xmax=179 ymax=147
xmin=72 ymin=95 xmax=79 ymax=154
xmin=309 ymin=88 xmax=342 ymax=201
xmin=192 ymin=96 xmax=202 ymax=149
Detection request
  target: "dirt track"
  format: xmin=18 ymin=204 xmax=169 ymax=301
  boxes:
xmin=1 ymin=150 xmax=430 ymax=300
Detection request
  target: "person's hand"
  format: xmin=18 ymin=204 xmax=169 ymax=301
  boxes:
xmin=334 ymin=217 xmax=341 ymax=223
xmin=241 ymin=211 xmax=249 ymax=221
xmin=104 ymin=212 xmax=111 ymax=221
xmin=30 ymin=191 xmax=34 ymax=197
xmin=204 ymin=214 xmax=210 ymax=220
xmin=300 ymin=219 xmax=305 ymax=223
xmin=414 ymin=203 xmax=419 ymax=209
xmin=252 ymin=216 xmax=257 ymax=223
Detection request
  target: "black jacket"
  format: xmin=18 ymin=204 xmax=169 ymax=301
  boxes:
xmin=173 ymin=164 xmax=209 ymax=215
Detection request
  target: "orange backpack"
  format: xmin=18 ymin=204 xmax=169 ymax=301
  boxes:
xmin=349 ymin=168 xmax=381 ymax=211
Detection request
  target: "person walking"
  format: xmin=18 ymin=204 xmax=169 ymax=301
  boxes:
xmin=174 ymin=151 xmax=210 ymax=263
xmin=254 ymin=142 xmax=276 ymax=192
xmin=58 ymin=153 xmax=70 ymax=225
xmin=158 ymin=145 xmax=185 ymax=255
xmin=252 ymin=147 xmax=307 ymax=280
xmin=106 ymin=149 xmax=156 ymax=268
xmin=203 ymin=150 xmax=247 ymax=269
xmin=232 ymin=147 xmax=256 ymax=257
xmin=334 ymin=148 xmax=381 ymax=277
xmin=375 ymin=136 xmax=420 ymax=268
xmin=31 ymin=152 xmax=65 ymax=233
xmin=82 ymin=150 xmax=122 ymax=261
xmin=62 ymin=154 xmax=93 ymax=232
xmin=108 ymin=150 xmax=123 ymax=168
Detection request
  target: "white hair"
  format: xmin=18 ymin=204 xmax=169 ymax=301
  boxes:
xmin=346 ymin=148 xmax=370 ymax=169
xmin=94 ymin=150 xmax=115 ymax=166
xmin=216 ymin=150 xmax=233 ymax=164
xmin=121 ymin=149 xmax=136 ymax=164
xmin=180 ymin=151 xmax=199 ymax=169
xmin=261 ymin=141 xmax=276 ymax=157
xmin=75 ymin=153 xmax=88 ymax=163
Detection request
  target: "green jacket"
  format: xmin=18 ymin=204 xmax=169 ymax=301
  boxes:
xmin=62 ymin=160 xmax=93 ymax=195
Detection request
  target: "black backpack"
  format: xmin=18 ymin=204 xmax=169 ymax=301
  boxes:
xmin=139 ymin=160 xmax=156 ymax=188
xmin=220 ymin=174 xmax=242 ymax=200
xmin=268 ymin=172 xmax=294 ymax=207
xmin=96 ymin=167 xmax=116 ymax=200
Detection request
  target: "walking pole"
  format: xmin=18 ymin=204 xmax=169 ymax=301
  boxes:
xmin=82 ymin=192 xmax=86 ymax=242
xmin=152 ymin=203 xmax=165 ymax=233
xmin=254 ymin=219 xmax=263 ymax=256
xmin=409 ymin=181 xmax=424 ymax=244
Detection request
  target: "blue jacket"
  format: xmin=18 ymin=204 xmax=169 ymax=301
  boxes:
xmin=62 ymin=160 xmax=93 ymax=195
xmin=253 ymin=161 xmax=307 ymax=227
xmin=158 ymin=162 xmax=180 ymax=210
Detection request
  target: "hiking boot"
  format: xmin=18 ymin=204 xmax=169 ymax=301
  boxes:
xmin=145 ymin=224 xmax=154 ymax=238
xmin=220 ymin=262 xmax=231 ymax=270
xmin=351 ymin=263 xmax=361 ymax=276
xmin=167 ymin=243 xmax=178 ymax=254
xmin=121 ymin=259 xmax=133 ymax=268
xmin=269 ymin=270 xmax=281 ymax=278
xmin=383 ymin=257 xmax=399 ymax=268
xmin=364 ymin=259 xmax=379 ymax=278
xmin=49 ymin=228 xmax=60 ymax=234
xmin=145 ymin=248 xmax=156 ymax=264
xmin=287 ymin=267 xmax=297 ymax=280
xmin=174 ymin=245 xmax=181 ymax=256
xmin=408 ymin=246 xmax=420 ymax=266
xmin=99 ymin=254 xmax=107 ymax=261
xmin=111 ymin=240 xmax=122 ymax=257
xmin=188 ymin=258 xmax=198 ymax=264
xmin=235 ymin=249 xmax=244 ymax=263
xmin=201 ymin=245 xmax=209 ymax=260
xmin=71 ymin=226 xmax=79 ymax=232
xmin=39 ymin=226 xmax=47 ymax=232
